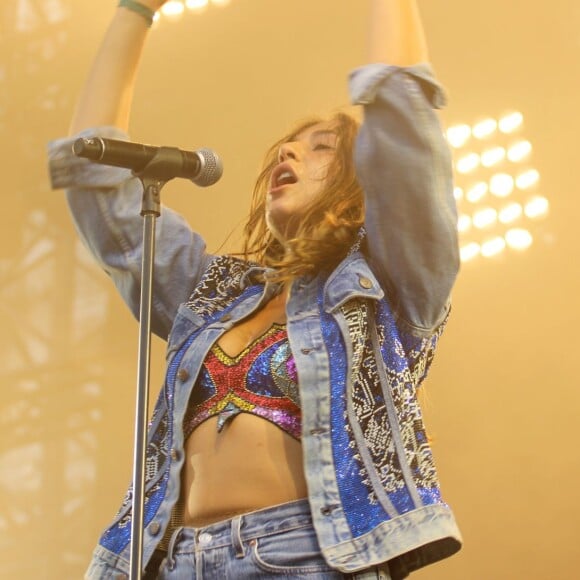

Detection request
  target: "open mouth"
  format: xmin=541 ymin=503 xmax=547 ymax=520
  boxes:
xmin=270 ymin=163 xmax=298 ymax=191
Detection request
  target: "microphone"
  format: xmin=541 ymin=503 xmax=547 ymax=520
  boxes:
xmin=73 ymin=137 xmax=223 ymax=187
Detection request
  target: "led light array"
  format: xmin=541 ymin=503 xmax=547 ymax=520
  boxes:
xmin=155 ymin=0 xmax=231 ymax=21
xmin=447 ymin=112 xmax=548 ymax=263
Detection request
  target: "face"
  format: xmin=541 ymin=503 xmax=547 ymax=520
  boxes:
xmin=265 ymin=121 xmax=338 ymax=241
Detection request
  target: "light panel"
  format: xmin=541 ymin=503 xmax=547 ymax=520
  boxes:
xmin=481 ymin=236 xmax=506 ymax=257
xmin=460 ymin=242 xmax=480 ymax=262
xmin=499 ymin=112 xmax=524 ymax=134
xmin=516 ymin=169 xmax=540 ymax=190
xmin=481 ymin=147 xmax=506 ymax=168
xmin=524 ymin=196 xmax=549 ymax=218
xmin=473 ymin=118 xmax=497 ymax=139
xmin=447 ymin=111 xmax=548 ymax=263
xmin=498 ymin=203 xmax=523 ymax=224
xmin=457 ymin=215 xmax=472 ymax=233
xmin=489 ymin=173 xmax=515 ymax=197
xmin=156 ymin=0 xmax=233 ymax=22
xmin=466 ymin=182 xmax=488 ymax=203
xmin=505 ymin=228 xmax=533 ymax=250
xmin=472 ymin=208 xmax=497 ymax=229
xmin=186 ymin=0 xmax=209 ymax=8
xmin=447 ymin=124 xmax=471 ymax=148
xmin=161 ymin=1 xmax=185 ymax=16
xmin=456 ymin=153 xmax=480 ymax=174
xmin=507 ymin=140 xmax=532 ymax=162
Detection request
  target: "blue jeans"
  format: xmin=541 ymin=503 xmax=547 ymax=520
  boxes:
xmin=147 ymin=499 xmax=390 ymax=579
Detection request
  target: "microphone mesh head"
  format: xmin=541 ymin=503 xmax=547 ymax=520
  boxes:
xmin=194 ymin=148 xmax=223 ymax=187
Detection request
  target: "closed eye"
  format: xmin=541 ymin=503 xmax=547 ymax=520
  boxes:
xmin=313 ymin=143 xmax=335 ymax=151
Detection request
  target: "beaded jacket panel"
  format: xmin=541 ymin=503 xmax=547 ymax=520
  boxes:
xmin=100 ymin=376 xmax=173 ymax=553
xmin=328 ymin=296 xmax=445 ymax=537
xmin=184 ymin=255 xmax=257 ymax=319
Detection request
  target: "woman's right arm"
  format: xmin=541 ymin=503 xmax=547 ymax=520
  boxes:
xmin=49 ymin=1 xmax=213 ymax=340
xmin=69 ymin=1 xmax=164 ymax=134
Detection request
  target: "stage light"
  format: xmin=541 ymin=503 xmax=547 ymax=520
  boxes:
xmin=499 ymin=112 xmax=523 ymax=134
xmin=505 ymin=229 xmax=533 ymax=250
xmin=157 ymin=0 xmax=231 ymax=20
xmin=481 ymin=147 xmax=506 ymax=168
xmin=444 ymin=110 xmax=547 ymax=263
xmin=472 ymin=208 xmax=497 ymax=229
xmin=161 ymin=0 xmax=185 ymax=16
xmin=457 ymin=215 xmax=472 ymax=233
xmin=489 ymin=173 xmax=515 ymax=197
xmin=472 ymin=119 xmax=497 ymax=139
xmin=456 ymin=153 xmax=480 ymax=174
xmin=481 ymin=237 xmax=506 ymax=257
xmin=498 ymin=203 xmax=523 ymax=224
xmin=516 ymin=169 xmax=540 ymax=190
xmin=507 ymin=140 xmax=532 ymax=162
xmin=524 ymin=196 xmax=549 ymax=219
xmin=460 ymin=243 xmax=480 ymax=262
xmin=447 ymin=124 xmax=471 ymax=148
xmin=466 ymin=182 xmax=488 ymax=203
xmin=186 ymin=0 xmax=209 ymax=9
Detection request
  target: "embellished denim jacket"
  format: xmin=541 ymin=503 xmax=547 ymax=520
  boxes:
xmin=49 ymin=63 xmax=462 ymax=578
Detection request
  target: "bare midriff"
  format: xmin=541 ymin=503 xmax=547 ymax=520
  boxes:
xmin=180 ymin=288 xmax=309 ymax=527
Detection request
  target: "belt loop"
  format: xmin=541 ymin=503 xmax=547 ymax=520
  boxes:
xmin=349 ymin=565 xmax=392 ymax=580
xmin=231 ymin=515 xmax=245 ymax=558
xmin=166 ymin=526 xmax=184 ymax=570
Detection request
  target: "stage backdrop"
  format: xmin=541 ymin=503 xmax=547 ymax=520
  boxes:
xmin=0 ymin=0 xmax=578 ymax=578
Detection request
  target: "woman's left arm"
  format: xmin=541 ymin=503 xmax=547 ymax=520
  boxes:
xmin=353 ymin=0 xmax=459 ymax=336
xmin=368 ymin=0 xmax=428 ymax=65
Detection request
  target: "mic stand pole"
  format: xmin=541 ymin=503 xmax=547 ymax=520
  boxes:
xmin=127 ymin=149 xmax=178 ymax=580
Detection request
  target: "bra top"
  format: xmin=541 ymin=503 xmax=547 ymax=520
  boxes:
xmin=183 ymin=323 xmax=302 ymax=440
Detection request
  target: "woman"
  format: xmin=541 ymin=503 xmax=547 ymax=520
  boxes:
xmin=49 ymin=0 xmax=462 ymax=578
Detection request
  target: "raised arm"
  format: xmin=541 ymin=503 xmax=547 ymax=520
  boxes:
xmin=70 ymin=0 xmax=166 ymax=134
xmin=368 ymin=0 xmax=428 ymax=65
xmin=353 ymin=0 xmax=459 ymax=335
xmin=50 ymin=1 xmax=212 ymax=339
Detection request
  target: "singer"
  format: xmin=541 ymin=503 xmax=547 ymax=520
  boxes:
xmin=48 ymin=1 xmax=462 ymax=578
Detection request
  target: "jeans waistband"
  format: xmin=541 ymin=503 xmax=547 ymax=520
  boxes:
xmin=161 ymin=499 xmax=390 ymax=578
xmin=167 ymin=498 xmax=312 ymax=555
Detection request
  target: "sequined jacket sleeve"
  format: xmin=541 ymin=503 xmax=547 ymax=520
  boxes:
xmin=350 ymin=63 xmax=459 ymax=336
xmin=47 ymin=126 xmax=213 ymax=340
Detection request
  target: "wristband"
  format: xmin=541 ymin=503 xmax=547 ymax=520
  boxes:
xmin=118 ymin=0 xmax=156 ymax=27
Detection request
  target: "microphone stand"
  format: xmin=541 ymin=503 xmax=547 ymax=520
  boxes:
xmin=128 ymin=148 xmax=181 ymax=580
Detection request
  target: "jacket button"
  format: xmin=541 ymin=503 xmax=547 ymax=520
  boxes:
xmin=150 ymin=521 xmax=161 ymax=536
xmin=310 ymin=428 xmax=327 ymax=436
xmin=358 ymin=276 xmax=373 ymax=290
xmin=170 ymin=448 xmax=179 ymax=461
xmin=320 ymin=504 xmax=339 ymax=516
xmin=220 ymin=313 xmax=232 ymax=322
xmin=177 ymin=368 xmax=189 ymax=381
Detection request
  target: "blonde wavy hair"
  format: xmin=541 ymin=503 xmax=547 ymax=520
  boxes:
xmin=241 ymin=112 xmax=365 ymax=282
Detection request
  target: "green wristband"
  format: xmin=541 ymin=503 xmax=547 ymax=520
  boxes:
xmin=118 ymin=0 xmax=155 ymax=27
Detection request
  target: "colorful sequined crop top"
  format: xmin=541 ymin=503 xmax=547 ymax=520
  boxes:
xmin=183 ymin=323 xmax=302 ymax=440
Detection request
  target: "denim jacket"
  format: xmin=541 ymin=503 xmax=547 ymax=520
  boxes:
xmin=49 ymin=63 xmax=461 ymax=578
